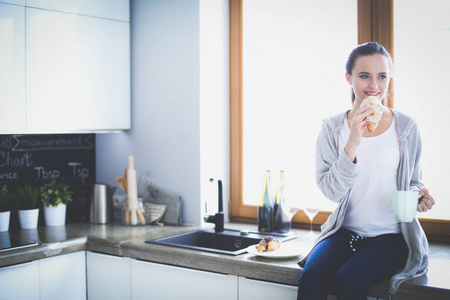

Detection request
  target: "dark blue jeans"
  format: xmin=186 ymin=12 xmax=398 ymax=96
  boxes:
xmin=297 ymin=228 xmax=408 ymax=300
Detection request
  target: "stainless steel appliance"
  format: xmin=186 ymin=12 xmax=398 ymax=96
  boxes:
xmin=89 ymin=183 xmax=116 ymax=224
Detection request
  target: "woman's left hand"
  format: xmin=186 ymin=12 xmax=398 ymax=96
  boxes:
xmin=418 ymin=188 xmax=435 ymax=212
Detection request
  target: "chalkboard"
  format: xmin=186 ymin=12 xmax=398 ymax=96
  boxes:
xmin=0 ymin=134 xmax=96 ymax=226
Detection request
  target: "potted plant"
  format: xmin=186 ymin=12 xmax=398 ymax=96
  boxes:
xmin=40 ymin=182 xmax=73 ymax=226
xmin=0 ymin=189 xmax=12 ymax=232
xmin=13 ymin=185 xmax=40 ymax=229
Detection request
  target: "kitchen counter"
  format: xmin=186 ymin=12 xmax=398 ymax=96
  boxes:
xmin=1 ymin=222 xmax=449 ymax=300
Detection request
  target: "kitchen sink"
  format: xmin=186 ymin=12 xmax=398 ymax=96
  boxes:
xmin=146 ymin=228 xmax=296 ymax=255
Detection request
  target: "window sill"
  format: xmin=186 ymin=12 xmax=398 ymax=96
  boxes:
xmin=231 ymin=209 xmax=450 ymax=242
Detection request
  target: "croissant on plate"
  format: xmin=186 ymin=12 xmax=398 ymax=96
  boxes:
xmin=255 ymin=236 xmax=282 ymax=252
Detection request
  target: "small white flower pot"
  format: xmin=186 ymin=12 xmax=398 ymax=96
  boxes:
xmin=44 ymin=204 xmax=66 ymax=227
xmin=0 ymin=211 xmax=11 ymax=232
xmin=18 ymin=208 xmax=40 ymax=229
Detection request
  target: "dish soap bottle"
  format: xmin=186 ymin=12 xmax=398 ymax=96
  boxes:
xmin=258 ymin=171 xmax=274 ymax=232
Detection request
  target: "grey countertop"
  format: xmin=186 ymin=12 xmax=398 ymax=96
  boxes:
xmin=1 ymin=222 xmax=449 ymax=300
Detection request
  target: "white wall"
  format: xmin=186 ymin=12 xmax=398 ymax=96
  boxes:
xmin=96 ymin=0 xmax=229 ymax=225
xmin=199 ymin=0 xmax=230 ymax=220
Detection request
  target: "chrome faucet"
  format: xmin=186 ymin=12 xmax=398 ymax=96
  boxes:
xmin=204 ymin=178 xmax=224 ymax=232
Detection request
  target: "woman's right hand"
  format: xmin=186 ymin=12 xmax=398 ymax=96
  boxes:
xmin=344 ymin=106 xmax=373 ymax=162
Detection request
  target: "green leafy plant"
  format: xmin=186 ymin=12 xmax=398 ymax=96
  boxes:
xmin=13 ymin=185 xmax=40 ymax=210
xmin=0 ymin=189 xmax=12 ymax=212
xmin=40 ymin=182 xmax=73 ymax=207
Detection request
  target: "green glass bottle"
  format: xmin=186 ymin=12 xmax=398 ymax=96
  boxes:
xmin=258 ymin=171 xmax=274 ymax=232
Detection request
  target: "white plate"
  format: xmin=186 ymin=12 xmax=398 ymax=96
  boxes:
xmin=246 ymin=242 xmax=306 ymax=259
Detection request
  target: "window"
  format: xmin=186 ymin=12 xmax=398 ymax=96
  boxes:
xmin=393 ymin=0 xmax=450 ymax=220
xmin=230 ymin=0 xmax=450 ymax=240
xmin=230 ymin=0 xmax=357 ymax=225
xmin=241 ymin=0 xmax=357 ymax=212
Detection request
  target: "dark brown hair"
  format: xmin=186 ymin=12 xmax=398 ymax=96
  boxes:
xmin=346 ymin=42 xmax=393 ymax=104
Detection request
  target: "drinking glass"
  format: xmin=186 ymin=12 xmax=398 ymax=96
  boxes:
xmin=287 ymin=207 xmax=300 ymax=219
xmin=303 ymin=207 xmax=320 ymax=239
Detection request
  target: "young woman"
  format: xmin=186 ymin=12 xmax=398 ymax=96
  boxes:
xmin=297 ymin=42 xmax=435 ymax=300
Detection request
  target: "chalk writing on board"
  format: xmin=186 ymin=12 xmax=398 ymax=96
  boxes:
xmin=11 ymin=135 xmax=94 ymax=151
xmin=0 ymin=134 xmax=95 ymax=186
xmin=69 ymin=162 xmax=90 ymax=185
xmin=0 ymin=134 xmax=96 ymax=223
xmin=0 ymin=136 xmax=12 ymax=148
xmin=0 ymin=172 xmax=18 ymax=180
xmin=34 ymin=166 xmax=61 ymax=181
xmin=0 ymin=151 xmax=33 ymax=167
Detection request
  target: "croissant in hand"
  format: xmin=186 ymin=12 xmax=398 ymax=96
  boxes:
xmin=361 ymin=96 xmax=383 ymax=132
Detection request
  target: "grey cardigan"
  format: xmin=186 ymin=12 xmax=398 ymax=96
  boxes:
xmin=299 ymin=109 xmax=428 ymax=295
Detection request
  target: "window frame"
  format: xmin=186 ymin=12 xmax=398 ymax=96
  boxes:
xmin=229 ymin=0 xmax=450 ymax=242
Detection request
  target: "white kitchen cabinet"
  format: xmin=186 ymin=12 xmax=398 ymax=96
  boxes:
xmin=131 ymin=259 xmax=238 ymax=300
xmin=0 ymin=260 xmax=40 ymax=300
xmin=39 ymin=251 xmax=86 ymax=300
xmin=26 ymin=0 xmax=129 ymax=21
xmin=86 ymin=251 xmax=131 ymax=300
xmin=0 ymin=0 xmax=24 ymax=5
xmin=0 ymin=3 xmax=26 ymax=133
xmin=26 ymin=7 xmax=130 ymax=132
xmin=238 ymin=277 xmax=297 ymax=300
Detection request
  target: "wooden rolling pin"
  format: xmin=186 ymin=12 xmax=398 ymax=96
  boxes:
xmin=126 ymin=156 xmax=146 ymax=225
xmin=127 ymin=156 xmax=138 ymax=225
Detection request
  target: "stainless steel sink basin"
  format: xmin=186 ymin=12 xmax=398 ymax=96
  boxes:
xmin=146 ymin=228 xmax=296 ymax=255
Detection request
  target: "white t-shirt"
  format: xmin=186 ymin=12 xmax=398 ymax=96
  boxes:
xmin=339 ymin=117 xmax=400 ymax=237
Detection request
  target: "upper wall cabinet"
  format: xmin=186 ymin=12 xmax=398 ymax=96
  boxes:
xmin=25 ymin=0 xmax=129 ymax=21
xmin=0 ymin=3 xmax=26 ymax=133
xmin=0 ymin=0 xmax=130 ymax=134
xmin=26 ymin=7 xmax=130 ymax=132
xmin=0 ymin=1 xmax=25 ymax=5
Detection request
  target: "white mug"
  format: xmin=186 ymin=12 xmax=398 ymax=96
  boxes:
xmin=392 ymin=191 xmax=420 ymax=222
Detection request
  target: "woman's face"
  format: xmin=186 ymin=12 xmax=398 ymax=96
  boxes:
xmin=345 ymin=54 xmax=391 ymax=104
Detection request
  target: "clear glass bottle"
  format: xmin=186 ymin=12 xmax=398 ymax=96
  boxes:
xmin=274 ymin=170 xmax=284 ymax=224
xmin=275 ymin=170 xmax=291 ymax=233
xmin=258 ymin=171 xmax=274 ymax=232
xmin=266 ymin=170 xmax=278 ymax=219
